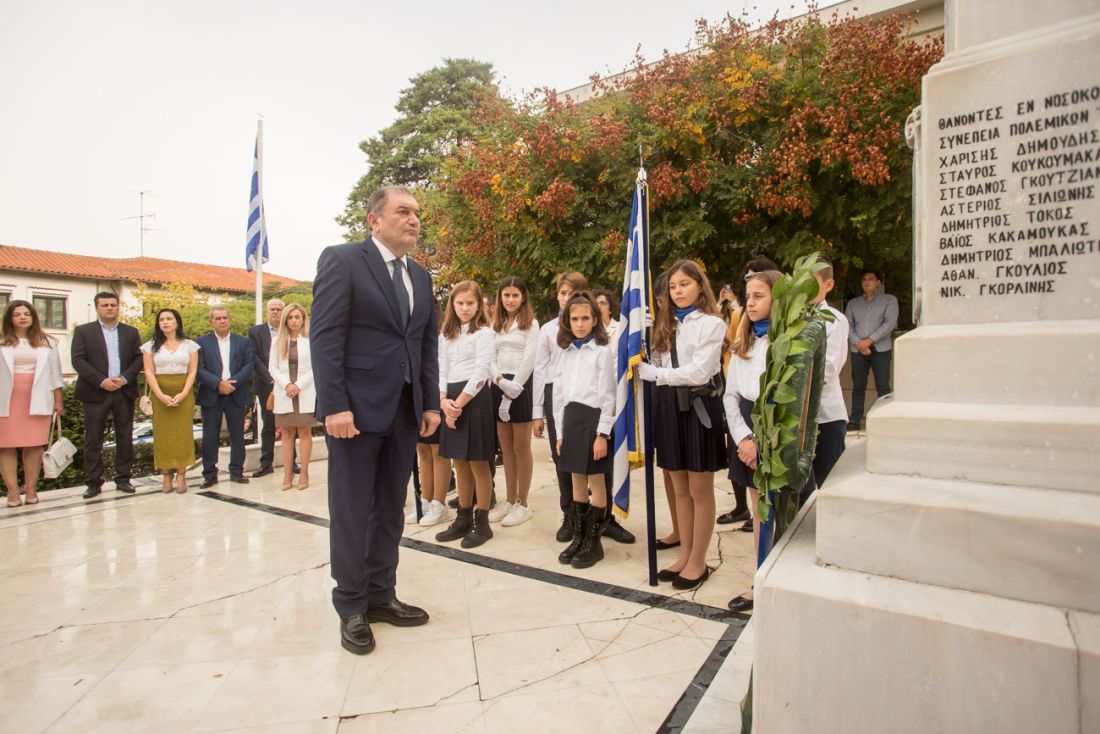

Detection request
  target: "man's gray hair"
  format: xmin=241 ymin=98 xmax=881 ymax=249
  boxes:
xmin=267 ymin=298 xmax=285 ymax=308
xmin=209 ymin=306 xmax=230 ymax=319
xmin=367 ymin=186 xmax=414 ymax=217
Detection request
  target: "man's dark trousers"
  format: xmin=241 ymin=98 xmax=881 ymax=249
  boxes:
xmin=849 ymin=349 xmax=892 ymax=425
xmin=813 ymin=420 xmax=847 ymax=486
xmin=201 ymin=397 xmax=246 ymax=481
xmin=84 ymin=392 xmax=135 ymax=485
xmin=328 ymin=384 xmax=418 ymax=617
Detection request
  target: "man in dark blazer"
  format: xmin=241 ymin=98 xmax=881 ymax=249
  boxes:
xmin=311 ymin=186 xmax=440 ymax=655
xmin=195 ymin=306 xmax=253 ymax=488
xmin=71 ymin=291 xmax=143 ymax=499
xmin=248 ymin=298 xmax=283 ymax=477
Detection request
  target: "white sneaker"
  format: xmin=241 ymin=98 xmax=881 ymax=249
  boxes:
xmin=418 ymin=500 xmax=449 ymax=527
xmin=405 ymin=508 xmax=420 ymax=524
xmin=487 ymin=500 xmax=513 ymax=523
xmin=501 ymin=502 xmax=532 ymax=527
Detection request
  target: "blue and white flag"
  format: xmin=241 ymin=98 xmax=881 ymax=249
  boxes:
xmin=611 ymin=168 xmax=650 ymax=517
xmin=245 ymin=126 xmax=269 ymax=272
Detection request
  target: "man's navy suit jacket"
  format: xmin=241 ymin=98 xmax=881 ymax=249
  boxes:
xmin=310 ymin=237 xmax=439 ymax=432
xmin=195 ymin=332 xmax=254 ymax=409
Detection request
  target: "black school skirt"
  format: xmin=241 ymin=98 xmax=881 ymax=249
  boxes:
xmin=439 ymin=382 xmax=495 ymax=462
xmin=728 ymin=397 xmax=757 ymax=488
xmin=491 ymin=374 xmax=534 ymax=423
xmin=558 ymin=402 xmax=612 ymax=476
xmin=653 ymin=384 xmax=728 ymax=473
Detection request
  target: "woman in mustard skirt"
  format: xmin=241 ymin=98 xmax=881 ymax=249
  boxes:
xmin=141 ymin=308 xmax=199 ymax=493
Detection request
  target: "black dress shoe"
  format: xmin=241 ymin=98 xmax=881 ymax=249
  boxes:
xmin=717 ymin=507 xmax=750 ymax=525
xmin=603 ymin=516 xmax=635 ymax=544
xmin=340 ymin=614 xmax=376 ymax=655
xmin=252 ymin=466 xmax=274 ymax=478
xmin=229 ymin=474 xmax=250 ymax=484
xmin=199 ymin=478 xmax=218 ymax=489
xmin=115 ymin=482 xmax=136 ymax=494
xmin=739 ymin=520 xmax=754 ymax=533
xmin=655 ymin=539 xmax=681 ymax=550
xmin=728 ymin=594 xmax=754 ymax=612
xmin=672 ymin=566 xmax=711 ymax=590
xmin=82 ymin=484 xmax=102 ymax=499
xmin=657 ymin=568 xmax=680 ymax=582
xmin=366 ymin=599 xmax=429 ymax=627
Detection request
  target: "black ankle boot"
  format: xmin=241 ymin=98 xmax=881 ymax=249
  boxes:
xmin=555 ymin=506 xmax=574 ymax=542
xmin=558 ymin=502 xmax=588 ymax=564
xmin=602 ymin=507 xmax=636 ymax=544
xmin=461 ymin=508 xmax=494 ymax=548
xmin=572 ymin=504 xmax=606 ymax=569
xmin=436 ymin=507 xmax=472 ymax=542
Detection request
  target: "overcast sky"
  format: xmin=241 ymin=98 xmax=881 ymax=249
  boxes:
xmin=1 ymin=0 xmax=809 ymax=282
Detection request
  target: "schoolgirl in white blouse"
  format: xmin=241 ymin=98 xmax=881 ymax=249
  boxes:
xmin=723 ymin=269 xmax=781 ymax=613
xmin=435 ymin=281 xmax=497 ymax=549
xmin=531 ymin=271 xmax=589 ymax=542
xmin=553 ymin=292 xmax=616 ymax=569
xmin=637 ymin=260 xmax=728 ymax=591
xmin=488 ymin=275 xmax=539 ymax=527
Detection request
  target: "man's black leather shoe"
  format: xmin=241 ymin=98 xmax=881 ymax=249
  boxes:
xmin=199 ymin=478 xmax=218 ymax=489
xmin=82 ymin=484 xmax=102 ymax=499
xmin=340 ymin=614 xmax=376 ymax=655
xmin=366 ymin=599 xmax=429 ymax=627
xmin=717 ymin=508 xmax=750 ymax=525
xmin=252 ymin=465 xmax=274 ymax=478
xmin=603 ymin=515 xmax=636 ymax=544
xmin=229 ymin=474 xmax=249 ymax=484
xmin=115 ymin=482 xmax=136 ymax=494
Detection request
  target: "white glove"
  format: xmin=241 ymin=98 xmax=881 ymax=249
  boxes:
xmin=498 ymin=398 xmax=512 ymax=422
xmin=498 ymin=378 xmax=524 ymax=399
xmin=644 ymin=308 xmax=654 ymax=329
xmin=637 ymin=362 xmax=658 ymax=382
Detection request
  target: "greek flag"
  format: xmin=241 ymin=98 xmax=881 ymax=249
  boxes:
xmin=611 ymin=168 xmax=650 ymax=517
xmin=245 ymin=127 xmax=269 ymax=272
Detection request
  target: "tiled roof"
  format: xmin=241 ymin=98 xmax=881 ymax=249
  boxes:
xmin=0 ymin=243 xmax=299 ymax=293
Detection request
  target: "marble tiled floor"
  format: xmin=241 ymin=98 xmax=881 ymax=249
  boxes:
xmin=0 ymin=440 xmax=754 ymax=733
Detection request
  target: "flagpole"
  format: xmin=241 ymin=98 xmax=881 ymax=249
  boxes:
xmin=638 ymin=157 xmax=658 ymax=588
xmin=254 ymin=118 xmax=264 ymax=327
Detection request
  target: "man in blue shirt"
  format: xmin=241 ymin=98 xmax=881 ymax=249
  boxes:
xmin=844 ymin=269 xmax=898 ymax=431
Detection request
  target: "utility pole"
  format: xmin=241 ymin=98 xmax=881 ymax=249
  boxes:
xmin=120 ymin=190 xmax=157 ymax=256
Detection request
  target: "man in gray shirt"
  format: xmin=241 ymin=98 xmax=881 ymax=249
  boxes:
xmin=844 ymin=269 xmax=898 ymax=430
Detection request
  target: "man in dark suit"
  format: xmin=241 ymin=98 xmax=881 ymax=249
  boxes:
xmin=71 ymin=291 xmax=144 ymax=499
xmin=248 ymin=298 xmax=284 ymax=477
xmin=311 ymin=186 xmax=440 ymax=655
xmin=195 ymin=306 xmax=253 ymax=488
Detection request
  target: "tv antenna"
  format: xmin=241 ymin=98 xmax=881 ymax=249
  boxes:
xmin=120 ymin=190 xmax=162 ymax=256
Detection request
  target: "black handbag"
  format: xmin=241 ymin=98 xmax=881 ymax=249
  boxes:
xmin=670 ymin=331 xmax=724 ymax=429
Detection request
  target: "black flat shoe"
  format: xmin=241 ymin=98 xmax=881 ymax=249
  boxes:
xmin=738 ymin=520 xmax=754 ymax=533
xmin=672 ymin=567 xmax=711 ymax=590
xmin=728 ymin=594 xmax=754 ymax=612
xmin=340 ymin=614 xmax=376 ymax=655
xmin=654 ymin=539 xmax=681 ymax=550
xmin=657 ymin=568 xmax=680 ymax=582
xmin=366 ymin=598 xmax=430 ymax=627
xmin=717 ymin=508 xmax=750 ymax=525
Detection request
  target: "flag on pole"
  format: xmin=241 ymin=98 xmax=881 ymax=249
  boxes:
xmin=611 ymin=167 xmax=650 ymax=517
xmin=245 ymin=128 xmax=269 ymax=273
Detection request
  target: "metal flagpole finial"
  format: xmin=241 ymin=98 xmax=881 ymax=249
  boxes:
xmin=637 ymin=144 xmax=647 ymax=184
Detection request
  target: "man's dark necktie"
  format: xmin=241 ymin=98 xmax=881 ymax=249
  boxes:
xmin=391 ymin=259 xmax=410 ymax=330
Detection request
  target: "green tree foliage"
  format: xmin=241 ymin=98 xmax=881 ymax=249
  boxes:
xmin=425 ymin=12 xmax=941 ymax=316
xmin=337 ymin=58 xmax=506 ymax=240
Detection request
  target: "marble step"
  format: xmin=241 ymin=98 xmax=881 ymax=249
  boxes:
xmin=816 ymin=443 xmax=1100 ymax=614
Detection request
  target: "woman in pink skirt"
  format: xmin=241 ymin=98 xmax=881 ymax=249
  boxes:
xmin=0 ymin=300 xmax=64 ymax=507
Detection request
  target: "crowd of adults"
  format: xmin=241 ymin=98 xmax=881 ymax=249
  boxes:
xmin=0 ymin=292 xmax=318 ymax=505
